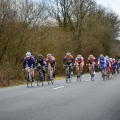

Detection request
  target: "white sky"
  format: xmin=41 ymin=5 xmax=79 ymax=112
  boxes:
xmin=95 ymin=0 xmax=120 ymax=16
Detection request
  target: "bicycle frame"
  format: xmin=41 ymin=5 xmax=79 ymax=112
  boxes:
xmin=89 ymin=64 xmax=94 ymax=81
xmin=76 ymin=65 xmax=82 ymax=81
xmin=101 ymin=68 xmax=106 ymax=81
xmin=65 ymin=65 xmax=71 ymax=83
xmin=37 ymin=64 xmax=44 ymax=86
xmin=47 ymin=66 xmax=54 ymax=84
xmin=27 ymin=67 xmax=33 ymax=88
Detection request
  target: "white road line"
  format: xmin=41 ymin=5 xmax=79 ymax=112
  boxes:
xmin=85 ymin=80 xmax=91 ymax=81
xmin=53 ymin=86 xmax=64 ymax=90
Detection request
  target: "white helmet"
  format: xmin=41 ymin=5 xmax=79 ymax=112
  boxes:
xmin=26 ymin=52 xmax=31 ymax=57
xmin=77 ymin=54 xmax=82 ymax=58
xmin=66 ymin=52 xmax=71 ymax=56
xmin=47 ymin=53 xmax=52 ymax=57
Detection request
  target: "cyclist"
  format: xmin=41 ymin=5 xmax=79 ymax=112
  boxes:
xmin=74 ymin=54 xmax=84 ymax=76
xmin=46 ymin=53 xmax=56 ymax=78
xmin=36 ymin=54 xmax=47 ymax=80
xmin=63 ymin=52 xmax=74 ymax=75
xmin=22 ymin=52 xmax=36 ymax=82
xmin=98 ymin=54 xmax=107 ymax=76
xmin=104 ymin=55 xmax=112 ymax=78
xmin=86 ymin=54 xmax=96 ymax=76
xmin=109 ymin=58 xmax=113 ymax=77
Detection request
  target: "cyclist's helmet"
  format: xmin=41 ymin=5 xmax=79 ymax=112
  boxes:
xmin=47 ymin=53 xmax=52 ymax=58
xmin=110 ymin=58 xmax=112 ymax=61
xmin=100 ymin=54 xmax=104 ymax=58
xmin=66 ymin=52 xmax=71 ymax=56
xmin=77 ymin=54 xmax=82 ymax=58
xmin=26 ymin=52 xmax=31 ymax=56
xmin=89 ymin=54 xmax=93 ymax=58
xmin=26 ymin=52 xmax=31 ymax=58
xmin=112 ymin=58 xmax=115 ymax=61
xmin=38 ymin=54 xmax=43 ymax=59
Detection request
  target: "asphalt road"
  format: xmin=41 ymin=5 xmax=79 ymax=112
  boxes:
xmin=0 ymin=72 xmax=120 ymax=120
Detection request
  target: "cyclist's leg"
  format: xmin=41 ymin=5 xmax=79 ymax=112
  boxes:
xmin=76 ymin=65 xmax=79 ymax=76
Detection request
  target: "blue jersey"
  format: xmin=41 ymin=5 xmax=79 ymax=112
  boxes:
xmin=23 ymin=56 xmax=35 ymax=68
xmin=98 ymin=57 xmax=106 ymax=70
xmin=112 ymin=60 xmax=117 ymax=68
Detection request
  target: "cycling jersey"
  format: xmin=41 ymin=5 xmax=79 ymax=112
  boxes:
xmin=75 ymin=57 xmax=84 ymax=65
xmin=112 ymin=60 xmax=117 ymax=68
xmin=87 ymin=57 xmax=96 ymax=64
xmin=46 ymin=56 xmax=56 ymax=66
xmin=23 ymin=56 xmax=35 ymax=68
xmin=63 ymin=55 xmax=74 ymax=65
xmin=98 ymin=57 xmax=106 ymax=70
xmin=36 ymin=58 xmax=46 ymax=66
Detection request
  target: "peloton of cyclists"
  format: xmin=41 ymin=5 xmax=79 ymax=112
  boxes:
xmin=22 ymin=51 xmax=119 ymax=82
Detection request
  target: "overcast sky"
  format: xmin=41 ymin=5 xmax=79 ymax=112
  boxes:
xmin=95 ymin=0 xmax=120 ymax=16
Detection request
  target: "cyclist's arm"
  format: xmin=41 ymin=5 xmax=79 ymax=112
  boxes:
xmin=22 ymin=59 xmax=26 ymax=69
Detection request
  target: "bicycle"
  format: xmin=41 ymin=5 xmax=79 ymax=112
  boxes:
xmin=37 ymin=64 xmax=44 ymax=86
xmin=26 ymin=67 xmax=33 ymax=88
xmin=89 ymin=64 xmax=94 ymax=81
xmin=101 ymin=68 xmax=106 ymax=81
xmin=76 ymin=65 xmax=82 ymax=82
xmin=47 ymin=66 xmax=54 ymax=85
xmin=64 ymin=64 xmax=72 ymax=83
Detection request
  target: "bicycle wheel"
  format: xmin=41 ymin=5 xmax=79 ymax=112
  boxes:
xmin=91 ymin=74 xmax=94 ymax=81
xmin=102 ymin=73 xmax=105 ymax=81
xmin=90 ymin=71 xmax=94 ymax=81
xmin=51 ymin=77 xmax=54 ymax=84
xmin=27 ymin=80 xmax=30 ymax=88
xmin=77 ymin=73 xmax=81 ymax=82
xmin=69 ymin=74 xmax=71 ymax=83
xmin=27 ymin=72 xmax=31 ymax=88
xmin=47 ymin=76 xmax=50 ymax=85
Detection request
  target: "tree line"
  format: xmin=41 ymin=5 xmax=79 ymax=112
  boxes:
xmin=0 ymin=0 xmax=120 ymax=86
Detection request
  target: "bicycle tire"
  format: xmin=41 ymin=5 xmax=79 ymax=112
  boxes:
xmin=51 ymin=78 xmax=54 ymax=84
xmin=69 ymin=78 xmax=71 ymax=83
xmin=77 ymin=74 xmax=81 ymax=82
xmin=47 ymin=76 xmax=50 ymax=85
xmin=102 ymin=74 xmax=105 ymax=81
xmin=90 ymin=71 xmax=94 ymax=81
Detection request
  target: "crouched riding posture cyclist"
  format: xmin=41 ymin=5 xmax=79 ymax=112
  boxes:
xmin=36 ymin=54 xmax=47 ymax=80
xmin=46 ymin=53 xmax=56 ymax=78
xmin=104 ymin=55 xmax=112 ymax=78
xmin=86 ymin=54 xmax=96 ymax=76
xmin=22 ymin=52 xmax=36 ymax=82
xmin=63 ymin=52 xmax=74 ymax=75
xmin=98 ymin=54 xmax=107 ymax=76
xmin=74 ymin=54 xmax=84 ymax=76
